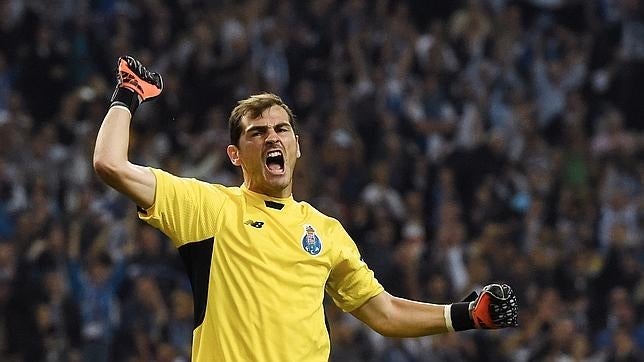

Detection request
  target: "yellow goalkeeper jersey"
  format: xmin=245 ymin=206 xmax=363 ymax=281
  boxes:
xmin=138 ymin=168 xmax=384 ymax=361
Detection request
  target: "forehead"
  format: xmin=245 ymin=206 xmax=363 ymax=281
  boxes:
xmin=241 ymin=105 xmax=290 ymax=128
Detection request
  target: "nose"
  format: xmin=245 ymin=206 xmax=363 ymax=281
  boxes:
xmin=265 ymin=127 xmax=280 ymax=143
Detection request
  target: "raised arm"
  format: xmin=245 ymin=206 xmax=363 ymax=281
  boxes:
xmin=351 ymin=284 xmax=518 ymax=337
xmin=93 ymin=56 xmax=163 ymax=208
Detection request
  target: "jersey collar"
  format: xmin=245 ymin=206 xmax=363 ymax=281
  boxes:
xmin=240 ymin=184 xmax=295 ymax=210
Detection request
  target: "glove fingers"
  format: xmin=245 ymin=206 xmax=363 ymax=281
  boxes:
xmin=474 ymin=284 xmax=519 ymax=329
xmin=482 ymin=283 xmax=512 ymax=300
xmin=490 ymin=292 xmax=519 ymax=327
xmin=117 ymin=56 xmax=163 ymax=101
xmin=123 ymin=56 xmax=163 ymax=87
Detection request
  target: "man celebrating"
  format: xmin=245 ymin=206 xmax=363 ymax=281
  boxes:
xmin=93 ymin=56 xmax=518 ymax=361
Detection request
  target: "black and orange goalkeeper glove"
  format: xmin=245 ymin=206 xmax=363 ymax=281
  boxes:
xmin=110 ymin=56 xmax=163 ymax=114
xmin=448 ymin=283 xmax=518 ymax=331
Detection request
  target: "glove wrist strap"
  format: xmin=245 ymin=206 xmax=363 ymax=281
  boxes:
xmin=450 ymin=302 xmax=475 ymax=331
xmin=110 ymin=87 xmax=141 ymax=114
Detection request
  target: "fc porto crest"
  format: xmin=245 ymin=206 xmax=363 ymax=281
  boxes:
xmin=301 ymin=224 xmax=322 ymax=256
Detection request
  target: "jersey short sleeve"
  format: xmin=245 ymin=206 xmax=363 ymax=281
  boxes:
xmin=325 ymin=220 xmax=384 ymax=312
xmin=137 ymin=168 xmax=228 ymax=247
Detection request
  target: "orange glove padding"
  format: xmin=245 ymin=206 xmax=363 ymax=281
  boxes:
xmin=110 ymin=56 xmax=163 ymax=114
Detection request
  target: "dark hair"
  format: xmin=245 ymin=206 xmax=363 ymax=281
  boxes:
xmin=228 ymin=93 xmax=297 ymax=145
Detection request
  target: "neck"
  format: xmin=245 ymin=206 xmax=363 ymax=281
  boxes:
xmin=244 ymin=182 xmax=292 ymax=199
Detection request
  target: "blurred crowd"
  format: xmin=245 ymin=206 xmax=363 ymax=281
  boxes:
xmin=0 ymin=0 xmax=643 ymax=361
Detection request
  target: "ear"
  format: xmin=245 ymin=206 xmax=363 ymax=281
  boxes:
xmin=227 ymin=145 xmax=241 ymax=166
xmin=296 ymin=135 xmax=301 ymax=158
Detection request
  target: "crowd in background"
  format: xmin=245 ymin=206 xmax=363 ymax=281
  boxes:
xmin=0 ymin=0 xmax=643 ymax=361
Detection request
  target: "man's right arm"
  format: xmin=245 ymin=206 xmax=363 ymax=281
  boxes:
xmin=93 ymin=106 xmax=156 ymax=208
xmin=93 ymin=56 xmax=163 ymax=209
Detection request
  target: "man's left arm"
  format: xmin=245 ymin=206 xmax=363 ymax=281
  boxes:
xmin=326 ymin=220 xmax=518 ymax=337
xmin=352 ymin=284 xmax=519 ymax=337
xmin=351 ymin=291 xmax=449 ymax=337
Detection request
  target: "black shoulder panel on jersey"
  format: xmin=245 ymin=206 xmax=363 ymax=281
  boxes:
xmin=264 ymin=200 xmax=285 ymax=210
xmin=324 ymin=305 xmax=330 ymax=335
xmin=178 ymin=237 xmax=214 ymax=329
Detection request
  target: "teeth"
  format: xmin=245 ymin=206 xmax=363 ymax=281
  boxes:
xmin=267 ymin=151 xmax=282 ymax=157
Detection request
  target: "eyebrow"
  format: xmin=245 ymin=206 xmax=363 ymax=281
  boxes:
xmin=244 ymin=122 xmax=292 ymax=133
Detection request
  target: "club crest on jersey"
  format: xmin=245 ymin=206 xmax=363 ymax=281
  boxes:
xmin=301 ymin=224 xmax=322 ymax=256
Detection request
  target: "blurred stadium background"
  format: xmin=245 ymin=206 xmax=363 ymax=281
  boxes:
xmin=0 ymin=0 xmax=643 ymax=361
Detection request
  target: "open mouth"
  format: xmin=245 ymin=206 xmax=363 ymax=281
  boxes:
xmin=265 ymin=150 xmax=285 ymax=174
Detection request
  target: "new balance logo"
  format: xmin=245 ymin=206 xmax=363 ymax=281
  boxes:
xmin=244 ymin=220 xmax=265 ymax=228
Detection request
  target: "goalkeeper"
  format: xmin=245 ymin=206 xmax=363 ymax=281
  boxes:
xmin=93 ymin=56 xmax=519 ymax=361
